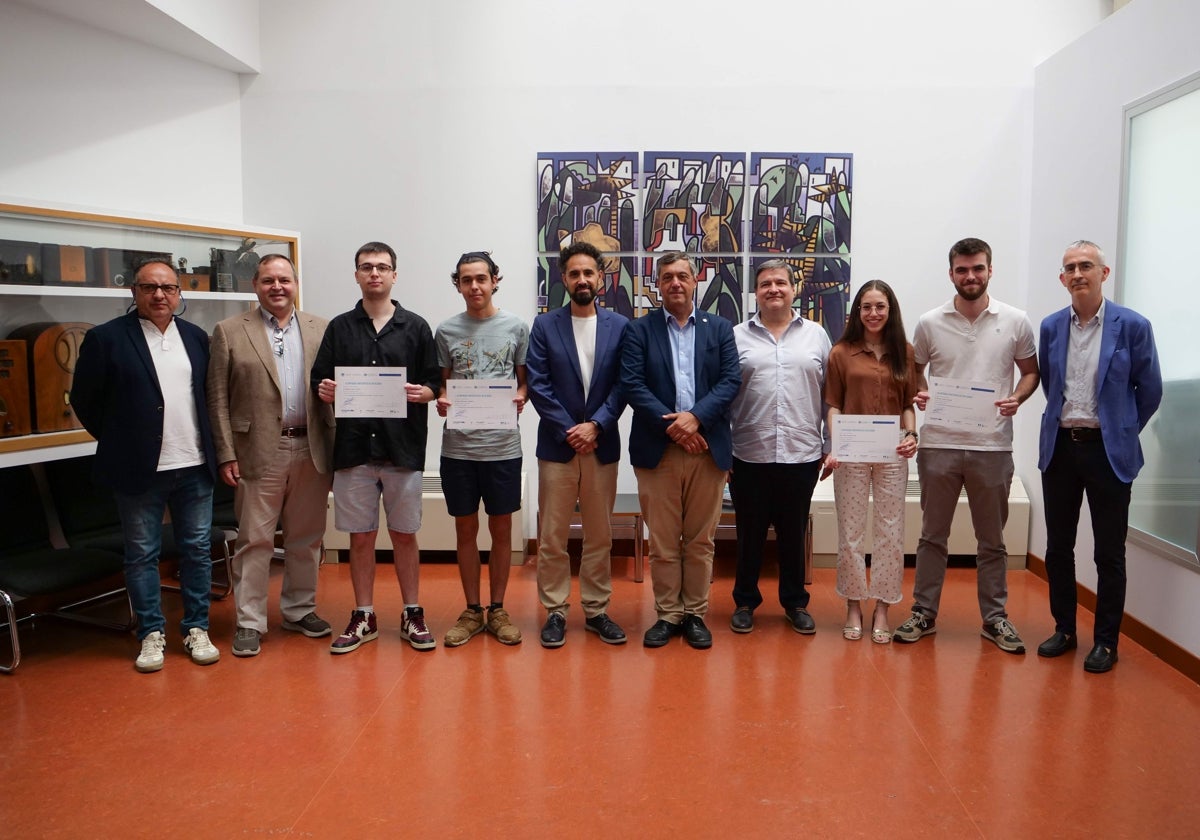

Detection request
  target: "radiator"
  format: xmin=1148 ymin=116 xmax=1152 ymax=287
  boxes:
xmin=323 ymin=471 xmax=527 ymax=564
xmin=809 ymin=475 xmax=1029 ymax=569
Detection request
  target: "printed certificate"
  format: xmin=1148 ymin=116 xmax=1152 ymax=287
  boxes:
xmin=333 ymin=366 xmax=407 ymax=418
xmin=926 ymin=376 xmax=998 ymax=431
xmin=833 ymin=415 xmax=901 ymax=463
xmin=446 ymin=379 xmax=518 ymax=430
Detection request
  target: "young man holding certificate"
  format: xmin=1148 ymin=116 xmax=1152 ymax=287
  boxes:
xmin=312 ymin=242 xmax=442 ymax=654
xmin=434 ymin=252 xmax=530 ymax=647
xmin=893 ymin=238 xmax=1039 ymax=653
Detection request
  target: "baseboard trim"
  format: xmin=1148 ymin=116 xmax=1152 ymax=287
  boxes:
xmin=1026 ymin=553 xmax=1200 ymax=685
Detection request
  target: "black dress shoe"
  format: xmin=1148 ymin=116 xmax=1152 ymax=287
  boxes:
xmin=1083 ymin=643 xmax=1118 ymax=673
xmin=1037 ymin=631 xmax=1077 ymax=658
xmin=540 ymin=612 xmax=566 ymax=648
xmin=730 ymin=606 xmax=754 ymax=634
xmin=643 ymin=619 xmax=682 ymax=648
xmin=681 ymin=615 xmax=713 ymax=649
xmin=786 ymin=607 xmax=816 ymax=635
xmin=585 ymin=613 xmax=627 ymax=645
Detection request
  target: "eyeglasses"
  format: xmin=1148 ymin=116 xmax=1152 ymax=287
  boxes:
xmin=135 ymin=283 xmax=181 ymax=295
xmin=357 ymin=263 xmax=395 ymax=274
xmin=272 ymin=325 xmax=285 ymax=357
xmin=1062 ymin=261 xmax=1097 ymax=274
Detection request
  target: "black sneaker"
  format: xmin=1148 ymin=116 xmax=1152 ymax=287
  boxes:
xmin=540 ymin=612 xmax=566 ymax=648
xmin=282 ymin=612 xmax=332 ymax=638
xmin=232 ymin=627 xmax=260 ymax=657
xmin=584 ymin=613 xmax=627 ymax=645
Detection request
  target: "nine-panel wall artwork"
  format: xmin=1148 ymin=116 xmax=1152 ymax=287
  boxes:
xmin=536 ymin=151 xmax=852 ymax=342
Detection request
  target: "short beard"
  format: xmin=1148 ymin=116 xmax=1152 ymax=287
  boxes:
xmin=956 ymin=283 xmax=987 ymax=302
xmin=570 ymin=286 xmax=597 ymax=306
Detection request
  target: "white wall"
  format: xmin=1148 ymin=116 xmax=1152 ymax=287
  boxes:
xmin=0 ymin=1 xmax=244 ymax=222
xmin=240 ymin=0 xmax=1105 ymax=539
xmin=1027 ymin=0 xmax=1200 ymax=656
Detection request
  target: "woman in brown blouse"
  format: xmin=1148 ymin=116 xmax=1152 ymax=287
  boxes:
xmin=825 ymin=280 xmax=919 ymax=643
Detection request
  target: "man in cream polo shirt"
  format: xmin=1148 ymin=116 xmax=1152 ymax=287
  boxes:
xmin=893 ymin=237 xmax=1039 ymax=654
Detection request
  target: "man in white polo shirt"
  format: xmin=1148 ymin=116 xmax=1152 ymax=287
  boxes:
xmin=893 ymin=237 xmax=1039 ymax=654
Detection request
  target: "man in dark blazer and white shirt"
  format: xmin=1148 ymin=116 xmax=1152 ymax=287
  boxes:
xmin=207 ymin=254 xmax=336 ymax=657
xmin=621 ymin=251 xmax=740 ymax=649
xmin=72 ymin=258 xmax=221 ymax=673
xmin=527 ymin=242 xmax=629 ymax=648
xmin=1037 ymin=239 xmax=1162 ymax=673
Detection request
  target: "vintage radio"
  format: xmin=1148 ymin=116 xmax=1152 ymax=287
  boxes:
xmin=210 ymin=245 xmax=259 ymax=292
xmin=0 ymin=239 xmax=42 ymax=285
xmin=41 ymin=244 xmax=95 ymax=286
xmin=179 ymin=272 xmax=211 ymax=292
xmin=0 ymin=340 xmax=32 ymax=438
xmin=93 ymin=248 xmax=173 ymax=289
xmin=5 ymin=322 xmax=93 ymax=433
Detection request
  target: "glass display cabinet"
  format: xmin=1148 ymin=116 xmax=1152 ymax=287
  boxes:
xmin=0 ymin=201 xmax=300 ymax=463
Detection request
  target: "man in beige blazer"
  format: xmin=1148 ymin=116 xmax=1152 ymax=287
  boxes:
xmin=207 ymin=254 xmax=336 ymax=657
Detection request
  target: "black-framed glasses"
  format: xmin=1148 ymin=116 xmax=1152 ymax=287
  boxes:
xmin=272 ymin=325 xmax=285 ymax=357
xmin=135 ymin=283 xmax=181 ymax=295
xmin=356 ymin=263 xmax=395 ymax=274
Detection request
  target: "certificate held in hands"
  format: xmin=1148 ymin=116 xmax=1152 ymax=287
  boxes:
xmin=833 ymin=414 xmax=901 ymax=463
xmin=925 ymin=376 xmax=998 ymax=431
xmin=446 ymin=379 xmax=518 ymax=430
xmin=334 ymin=366 xmax=407 ymax=418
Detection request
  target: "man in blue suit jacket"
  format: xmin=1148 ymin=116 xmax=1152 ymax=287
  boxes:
xmin=72 ymin=259 xmax=220 ymax=674
xmin=1036 ymin=240 xmax=1162 ymax=673
xmin=621 ymin=252 xmax=740 ymax=649
xmin=527 ymin=242 xmax=629 ymax=648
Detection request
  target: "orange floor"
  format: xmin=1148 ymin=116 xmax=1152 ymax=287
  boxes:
xmin=2 ymin=556 xmax=1199 ymax=839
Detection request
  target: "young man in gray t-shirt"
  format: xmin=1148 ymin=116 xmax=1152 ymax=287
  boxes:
xmin=435 ymin=251 xmax=529 ymax=647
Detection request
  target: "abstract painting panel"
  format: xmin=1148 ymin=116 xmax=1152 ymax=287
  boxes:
xmin=537 ymin=153 xmax=639 ymax=254
xmin=749 ymin=153 xmax=852 ymax=255
xmin=642 ymin=152 xmax=745 ymax=253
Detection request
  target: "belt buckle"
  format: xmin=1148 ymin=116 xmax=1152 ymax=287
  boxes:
xmin=1069 ymin=428 xmax=1090 ymax=442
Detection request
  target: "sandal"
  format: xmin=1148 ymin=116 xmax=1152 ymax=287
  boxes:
xmin=843 ymin=624 xmax=863 ymax=641
xmin=872 ymin=627 xmax=892 ymax=644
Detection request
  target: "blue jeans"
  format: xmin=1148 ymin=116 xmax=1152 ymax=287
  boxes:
xmin=114 ymin=465 xmax=213 ymax=639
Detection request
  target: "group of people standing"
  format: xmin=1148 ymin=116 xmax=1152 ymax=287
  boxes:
xmin=69 ymin=234 xmax=1160 ymax=677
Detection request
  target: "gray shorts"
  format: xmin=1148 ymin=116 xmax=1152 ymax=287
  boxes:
xmin=332 ymin=463 xmax=422 ymax=535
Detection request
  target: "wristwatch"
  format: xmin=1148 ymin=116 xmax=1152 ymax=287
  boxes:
xmin=903 ymin=429 xmax=919 ymax=443
xmin=590 ymin=420 xmax=603 ymax=435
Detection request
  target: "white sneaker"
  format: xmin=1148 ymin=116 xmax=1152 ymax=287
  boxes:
xmin=183 ymin=627 xmax=220 ymax=665
xmin=135 ymin=631 xmax=166 ymax=673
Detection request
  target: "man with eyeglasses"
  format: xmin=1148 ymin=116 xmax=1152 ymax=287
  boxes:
xmin=1035 ymin=240 xmax=1161 ymax=674
xmin=434 ymin=251 xmax=529 ymax=647
xmin=312 ymin=242 xmax=442 ymax=654
xmin=72 ymin=258 xmax=221 ymax=673
xmin=207 ymin=254 xmax=336 ymax=657
xmin=893 ymin=237 xmax=1040 ymax=654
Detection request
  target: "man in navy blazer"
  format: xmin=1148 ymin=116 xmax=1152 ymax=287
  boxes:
xmin=1036 ymin=240 xmax=1162 ymax=673
xmin=72 ymin=259 xmax=220 ymax=673
xmin=621 ymin=251 xmax=740 ymax=649
xmin=527 ymin=242 xmax=629 ymax=648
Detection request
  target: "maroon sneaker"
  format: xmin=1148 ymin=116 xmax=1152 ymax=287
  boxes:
xmin=330 ymin=610 xmax=378 ymax=654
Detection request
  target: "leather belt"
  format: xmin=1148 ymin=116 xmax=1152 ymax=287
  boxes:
xmin=1060 ymin=426 xmax=1101 ymax=442
xmin=281 ymin=426 xmax=308 ymax=438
